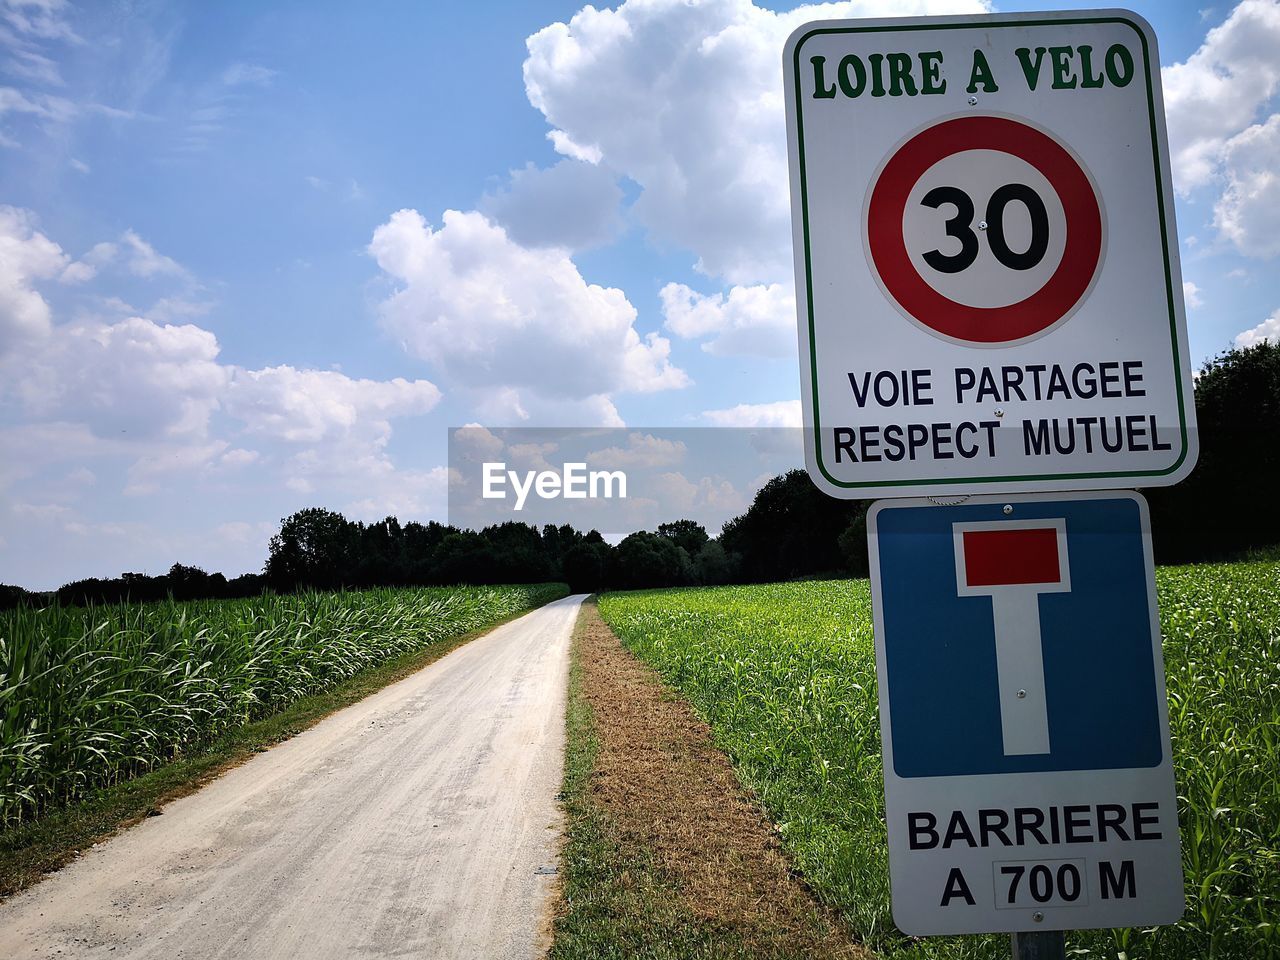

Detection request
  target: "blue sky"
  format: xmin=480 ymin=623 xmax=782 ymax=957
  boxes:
xmin=2 ymin=0 xmax=1278 ymax=588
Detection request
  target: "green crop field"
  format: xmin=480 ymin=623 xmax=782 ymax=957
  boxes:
xmin=0 ymin=583 xmax=566 ymax=826
xmin=600 ymin=561 xmax=1280 ymax=960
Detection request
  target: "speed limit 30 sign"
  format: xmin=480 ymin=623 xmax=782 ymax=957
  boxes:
xmin=784 ymin=10 xmax=1197 ymax=499
xmin=867 ymin=114 xmax=1103 ymax=345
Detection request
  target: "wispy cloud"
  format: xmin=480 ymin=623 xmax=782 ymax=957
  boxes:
xmin=0 ymin=0 xmax=82 ymax=45
xmin=0 ymin=1 xmax=143 ymax=150
xmin=176 ymin=61 xmax=278 ymax=153
xmin=220 ymin=62 xmax=275 ymax=87
xmin=4 ymin=46 xmax=61 ymax=85
xmin=0 ymin=84 xmax=73 ymax=121
xmin=304 ymin=174 xmax=365 ymax=203
xmin=120 ymin=229 xmax=188 ymax=279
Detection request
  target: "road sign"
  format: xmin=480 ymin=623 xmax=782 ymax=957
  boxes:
xmin=783 ymin=11 xmax=1198 ymax=500
xmin=867 ymin=492 xmax=1183 ymax=935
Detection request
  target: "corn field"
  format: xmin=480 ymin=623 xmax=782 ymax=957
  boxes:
xmin=0 ymin=583 xmax=566 ymax=826
xmin=600 ymin=561 xmax=1280 ymax=960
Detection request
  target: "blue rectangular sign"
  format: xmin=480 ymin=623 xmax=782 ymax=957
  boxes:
xmin=867 ymin=491 xmax=1183 ymax=936
xmin=875 ymin=495 xmax=1163 ymax=778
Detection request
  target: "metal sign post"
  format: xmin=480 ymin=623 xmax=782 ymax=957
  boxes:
xmin=1014 ymin=931 xmax=1067 ymax=960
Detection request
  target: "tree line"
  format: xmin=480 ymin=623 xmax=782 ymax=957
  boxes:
xmin=2 ymin=475 xmax=868 ymax=607
xmin=3 ymin=340 xmax=1277 ymax=608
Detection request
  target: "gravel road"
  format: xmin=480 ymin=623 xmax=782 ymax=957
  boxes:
xmin=0 ymin=594 xmax=585 ymax=960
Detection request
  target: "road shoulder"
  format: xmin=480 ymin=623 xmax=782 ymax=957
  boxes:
xmin=548 ymin=599 xmax=869 ymax=960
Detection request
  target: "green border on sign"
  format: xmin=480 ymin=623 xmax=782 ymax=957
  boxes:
xmin=790 ymin=14 xmax=1191 ymax=490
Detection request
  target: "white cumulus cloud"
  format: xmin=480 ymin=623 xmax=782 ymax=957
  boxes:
xmin=1235 ymin=308 xmax=1280 ymax=346
xmin=1214 ymin=113 xmax=1280 ymax=258
xmin=523 ymin=0 xmax=990 ymax=286
xmin=704 ymin=399 xmax=802 ymax=427
xmin=661 ymin=280 xmax=795 ymax=357
xmin=1163 ymin=0 xmax=1280 ymax=193
xmin=120 ymin=229 xmax=187 ymax=278
xmin=0 ymin=205 xmax=67 ymax=351
xmin=225 ymin=366 xmax=441 ymax=444
xmin=0 ymin=204 xmax=448 ymax=508
xmin=370 ymin=208 xmax=687 ymax=425
xmin=650 ymin=471 xmax=748 ymax=516
xmin=452 ymin=422 xmax=507 ymax=460
xmin=480 ymin=159 xmax=623 ymax=251
xmin=10 ymin=316 xmax=229 ymax=439
xmin=2 ymin=313 xmax=446 ymax=499
xmin=586 ymin=432 xmax=687 ymax=469
xmin=342 ymin=464 xmax=453 ymax=522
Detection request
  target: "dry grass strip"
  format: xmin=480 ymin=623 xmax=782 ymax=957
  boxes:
xmin=556 ymin=599 xmax=869 ymax=959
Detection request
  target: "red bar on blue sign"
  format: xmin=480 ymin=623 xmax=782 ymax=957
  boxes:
xmin=961 ymin=528 xmax=1061 ymax=587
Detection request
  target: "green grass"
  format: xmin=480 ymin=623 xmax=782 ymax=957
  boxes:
xmin=599 ymin=561 xmax=1280 ymax=960
xmin=0 ymin=583 xmax=567 ymax=828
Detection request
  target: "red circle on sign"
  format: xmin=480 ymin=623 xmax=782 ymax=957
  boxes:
xmin=866 ymin=115 xmax=1103 ymax=345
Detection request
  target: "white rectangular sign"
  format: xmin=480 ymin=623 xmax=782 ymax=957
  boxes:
xmin=784 ymin=10 xmax=1197 ymax=500
xmin=867 ymin=492 xmax=1184 ymax=935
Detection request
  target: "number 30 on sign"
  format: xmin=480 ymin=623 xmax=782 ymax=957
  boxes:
xmin=866 ymin=114 xmax=1103 ymax=346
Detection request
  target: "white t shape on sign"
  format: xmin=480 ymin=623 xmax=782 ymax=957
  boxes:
xmin=952 ymin=519 xmax=1070 ymax=756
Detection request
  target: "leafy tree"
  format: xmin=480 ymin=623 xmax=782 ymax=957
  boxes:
xmin=563 ymin=541 xmax=610 ymax=593
xmin=657 ymin=519 xmax=709 ymax=556
xmin=225 ymin=573 xmax=267 ymax=598
xmin=541 ymin=523 xmax=582 ymax=574
xmin=352 ymin=517 xmax=402 ymax=586
xmin=265 ymin=508 xmax=356 ymax=591
xmin=482 ymin=522 xmax=554 ymax=583
xmin=0 ymin=583 xmax=35 ymax=611
xmin=720 ymin=470 xmax=869 ymax=581
xmin=837 ymin=514 xmax=870 ymax=578
xmin=401 ymin=520 xmax=452 ymax=582
xmin=610 ymin=531 xmax=689 ymax=589
xmin=167 ymin=563 xmax=226 ymax=601
xmin=432 ymin=530 xmax=494 ymax=584
xmin=692 ymin=540 xmax=736 ymax=585
xmin=1147 ymin=340 xmax=1280 ymax=562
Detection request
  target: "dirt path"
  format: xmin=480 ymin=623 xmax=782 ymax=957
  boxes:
xmin=548 ymin=601 xmax=867 ymax=959
xmin=0 ymin=594 xmax=584 ymax=960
